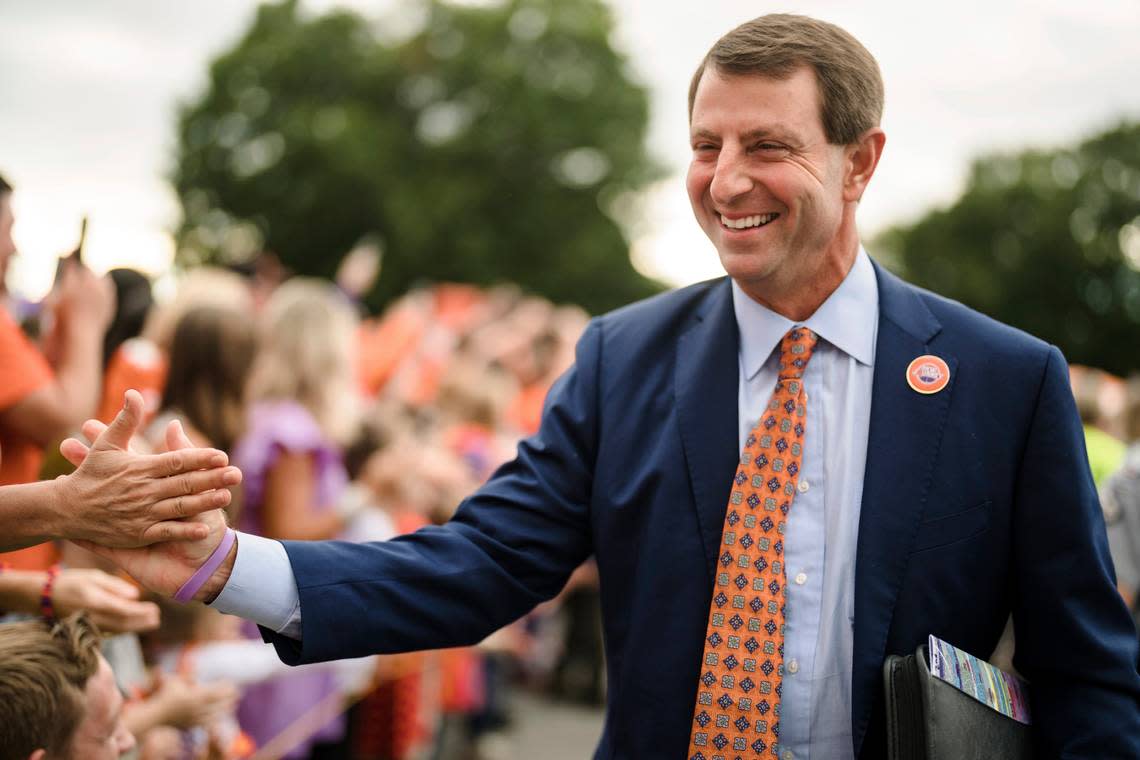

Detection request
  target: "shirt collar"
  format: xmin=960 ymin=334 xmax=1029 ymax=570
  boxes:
xmin=732 ymin=246 xmax=879 ymax=380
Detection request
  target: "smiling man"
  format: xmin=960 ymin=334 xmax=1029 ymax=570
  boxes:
xmin=89 ymin=14 xmax=1140 ymax=759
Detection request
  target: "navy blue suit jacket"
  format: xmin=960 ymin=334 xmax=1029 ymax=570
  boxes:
xmin=266 ymin=262 xmax=1140 ymax=758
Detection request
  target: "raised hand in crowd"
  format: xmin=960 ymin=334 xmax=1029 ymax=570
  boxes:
xmin=4 ymin=257 xmax=115 ymax=444
xmin=125 ymin=672 xmax=239 ymax=735
xmin=135 ymin=725 xmax=184 ymax=760
xmin=0 ymin=566 xmax=159 ymax=633
xmin=54 ymin=256 xmax=116 ymax=332
xmin=1 ymin=389 xmax=240 ymax=552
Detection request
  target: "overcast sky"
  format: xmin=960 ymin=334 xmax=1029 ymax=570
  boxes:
xmin=2 ymin=0 xmax=1139 ymax=299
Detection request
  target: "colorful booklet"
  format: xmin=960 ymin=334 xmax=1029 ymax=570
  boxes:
xmin=927 ymin=634 xmax=1032 ymax=725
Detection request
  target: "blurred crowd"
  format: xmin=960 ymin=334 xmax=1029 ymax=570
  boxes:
xmin=0 ymin=174 xmax=601 ymax=760
xmin=1072 ymin=367 xmax=1140 ymax=618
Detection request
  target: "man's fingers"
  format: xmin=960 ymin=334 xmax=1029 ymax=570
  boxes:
xmin=173 ymin=420 xmax=195 ymax=450
xmin=140 ymin=518 xmax=213 ymax=544
xmin=146 ymin=447 xmax=230 ymax=478
xmin=96 ymin=389 xmax=145 ymax=450
xmin=164 ymin=419 xmax=197 ymax=452
xmin=59 ymin=437 xmax=91 ymax=467
xmin=81 ymin=419 xmax=108 ymax=445
xmin=164 ymin=419 xmax=180 ymax=452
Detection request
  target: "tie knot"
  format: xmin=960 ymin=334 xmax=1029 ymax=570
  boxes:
xmin=778 ymin=327 xmax=818 ymax=379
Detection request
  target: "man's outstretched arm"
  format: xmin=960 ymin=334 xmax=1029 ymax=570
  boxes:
xmin=1 ymin=389 xmax=240 ymax=551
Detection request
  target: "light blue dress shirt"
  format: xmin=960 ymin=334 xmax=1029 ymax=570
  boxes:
xmin=731 ymin=249 xmax=877 ymax=760
xmin=213 ymin=248 xmax=880 ymax=760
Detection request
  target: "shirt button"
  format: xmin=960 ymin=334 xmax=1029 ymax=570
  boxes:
xmin=787 ymin=659 xmax=799 ymax=674
xmin=794 ymin=572 xmax=807 ymax=585
xmin=782 ymin=750 xmax=794 ymax=760
xmin=797 ymin=479 xmax=810 ymax=493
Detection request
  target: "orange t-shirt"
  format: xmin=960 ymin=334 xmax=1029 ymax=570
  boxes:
xmin=506 ymin=382 xmax=551 ymax=436
xmin=96 ymin=338 xmax=167 ymax=424
xmin=0 ymin=308 xmax=58 ymax=569
xmin=356 ymin=307 xmax=426 ymax=397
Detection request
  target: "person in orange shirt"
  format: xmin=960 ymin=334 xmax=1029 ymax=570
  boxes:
xmin=0 ymin=173 xmax=115 ymax=569
xmin=95 ymin=268 xmax=165 ymax=426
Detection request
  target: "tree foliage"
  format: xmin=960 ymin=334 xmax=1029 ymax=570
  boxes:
xmin=172 ymin=0 xmax=664 ymax=313
xmin=875 ymin=122 xmax=1140 ymax=375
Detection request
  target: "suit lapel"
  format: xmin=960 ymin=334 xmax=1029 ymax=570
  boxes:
xmin=675 ymin=278 xmax=741 ymax=581
xmin=851 ymin=263 xmax=957 ymax=756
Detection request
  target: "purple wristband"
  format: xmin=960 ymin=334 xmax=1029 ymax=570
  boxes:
xmin=174 ymin=528 xmax=236 ymax=603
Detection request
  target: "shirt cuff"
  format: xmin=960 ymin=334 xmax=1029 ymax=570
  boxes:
xmin=208 ymin=532 xmax=302 ymax=639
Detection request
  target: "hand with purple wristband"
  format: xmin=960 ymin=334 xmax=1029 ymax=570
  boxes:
xmin=60 ymin=403 xmax=243 ymax=605
xmin=174 ymin=528 xmax=236 ymax=603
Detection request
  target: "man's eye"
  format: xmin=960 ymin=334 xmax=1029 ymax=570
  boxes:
xmin=755 ymin=142 xmax=784 ymax=152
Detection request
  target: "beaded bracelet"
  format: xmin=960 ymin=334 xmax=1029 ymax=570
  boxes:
xmin=40 ymin=564 xmax=60 ymax=622
xmin=0 ymin=561 xmax=9 ymax=614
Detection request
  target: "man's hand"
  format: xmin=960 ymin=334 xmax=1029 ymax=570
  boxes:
xmin=55 ymin=389 xmax=241 ymax=547
xmin=68 ymin=412 xmax=238 ymax=602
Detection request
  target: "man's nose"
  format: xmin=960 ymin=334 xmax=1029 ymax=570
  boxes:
xmin=710 ymin=148 xmax=753 ymax=205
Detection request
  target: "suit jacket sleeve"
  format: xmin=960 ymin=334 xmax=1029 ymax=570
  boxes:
xmin=262 ymin=320 xmax=603 ymax=665
xmin=1010 ymin=345 xmax=1140 ymax=755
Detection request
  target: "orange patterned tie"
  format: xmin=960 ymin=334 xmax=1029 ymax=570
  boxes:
xmin=688 ymin=327 xmax=818 ymax=760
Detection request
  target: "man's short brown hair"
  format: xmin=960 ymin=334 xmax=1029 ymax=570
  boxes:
xmin=689 ymin=14 xmax=884 ymax=145
xmin=0 ymin=614 xmax=103 ymax=760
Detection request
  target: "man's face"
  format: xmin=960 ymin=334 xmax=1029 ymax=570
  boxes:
xmin=65 ymin=657 xmax=135 ymax=760
xmin=685 ymin=66 xmax=851 ymax=306
xmin=0 ymin=194 xmax=15 ymax=291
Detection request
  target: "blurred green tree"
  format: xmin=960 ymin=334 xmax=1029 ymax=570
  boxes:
xmin=172 ymin=0 xmax=664 ymax=313
xmin=875 ymin=122 xmax=1140 ymax=375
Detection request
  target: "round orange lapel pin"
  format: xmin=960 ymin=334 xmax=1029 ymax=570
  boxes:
xmin=906 ymin=355 xmax=950 ymax=394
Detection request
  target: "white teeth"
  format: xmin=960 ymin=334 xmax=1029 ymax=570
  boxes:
xmin=720 ymin=213 xmax=777 ymax=229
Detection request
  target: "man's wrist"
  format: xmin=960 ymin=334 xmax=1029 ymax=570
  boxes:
xmin=196 ymin=534 xmax=239 ymax=604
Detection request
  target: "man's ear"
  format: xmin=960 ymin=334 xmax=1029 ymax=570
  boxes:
xmin=843 ymin=127 xmax=886 ymax=203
